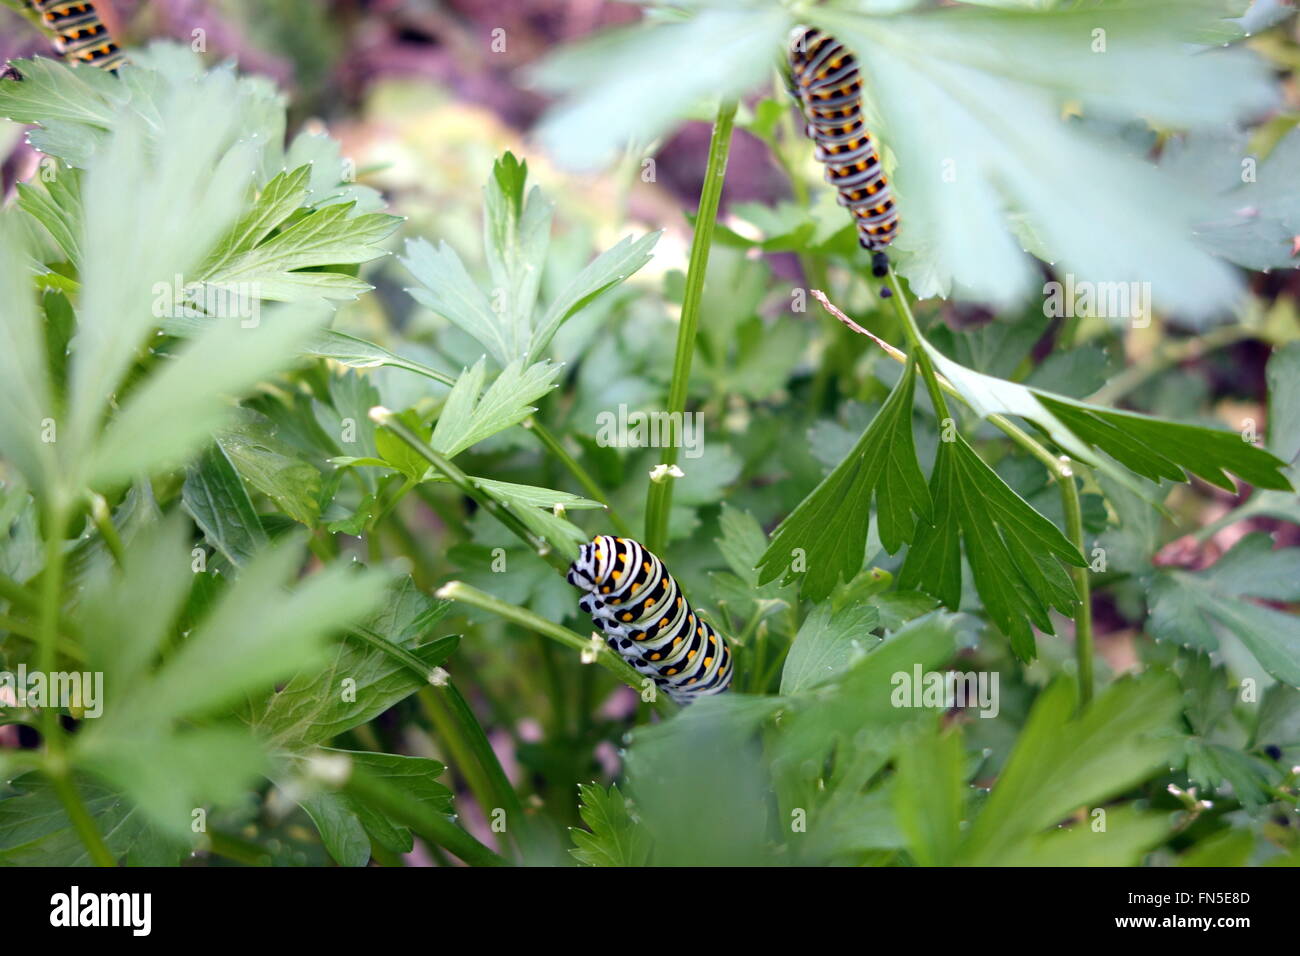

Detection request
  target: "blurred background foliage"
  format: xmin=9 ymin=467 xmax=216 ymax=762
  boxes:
xmin=0 ymin=0 xmax=1298 ymax=867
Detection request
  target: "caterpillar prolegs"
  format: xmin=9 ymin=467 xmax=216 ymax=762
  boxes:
xmin=567 ymin=536 xmax=733 ymax=704
xmin=788 ymin=26 xmax=897 ymax=281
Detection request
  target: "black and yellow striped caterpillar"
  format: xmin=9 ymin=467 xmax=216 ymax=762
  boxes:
xmin=567 ymin=535 xmax=733 ymax=704
xmin=788 ymin=26 xmax=896 ymax=279
xmin=24 ymin=1 xmax=126 ymax=71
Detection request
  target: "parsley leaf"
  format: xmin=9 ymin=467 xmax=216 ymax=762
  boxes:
xmin=756 ymin=363 xmax=929 ymax=602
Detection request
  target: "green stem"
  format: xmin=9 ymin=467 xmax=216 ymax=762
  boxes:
xmin=372 ymin=411 xmax=569 ymax=573
xmin=436 ymin=580 xmax=679 ymax=715
xmin=89 ymin=494 xmax=126 ymax=568
xmin=346 ymin=624 xmax=442 ymax=680
xmin=643 ymin=100 xmax=737 ymax=553
xmin=345 ymin=626 xmax=527 ymax=837
xmin=342 ymin=764 xmax=510 ymax=867
xmin=417 ymin=684 xmax=525 ymax=860
xmin=1057 ymin=465 xmax=1094 ymax=706
xmin=439 ymin=683 xmax=528 ymax=849
xmin=525 ymin=417 xmax=632 ymax=537
xmin=885 ymin=268 xmax=950 ymax=421
xmin=36 ymin=506 xmax=115 ymax=867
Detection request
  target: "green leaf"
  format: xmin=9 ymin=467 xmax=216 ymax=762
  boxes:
xmin=431 ymin=357 xmax=562 ymax=459
xmin=714 ymin=503 xmax=771 ymax=589
xmin=959 ymin=673 xmax=1182 ymax=865
xmin=299 ymin=790 xmax=371 ymax=868
xmin=95 ymin=534 xmax=387 ymax=730
xmin=899 ymin=434 xmax=1084 ymax=660
xmin=626 ymin=695 xmax=783 ymax=866
xmin=17 ymin=165 xmax=84 ymax=266
xmin=1255 ymin=683 xmax=1300 ymax=765
xmin=1037 ymin=393 xmax=1293 ymax=492
xmin=183 ymin=441 xmax=269 ymax=567
xmin=0 ymin=216 xmax=57 ymax=493
xmin=304 ymin=329 xmax=455 ymax=386
xmin=530 ymin=231 xmax=660 ymax=361
xmin=757 ymin=364 xmax=929 ymax=602
xmin=991 ymin=805 xmax=1171 ymax=866
xmin=375 ymin=410 xmax=432 ymax=483
xmin=282 ymin=129 xmax=385 ymax=212
xmin=249 ymin=579 xmax=455 ymax=751
xmin=78 ymin=727 xmax=268 ymax=837
xmin=893 ymin=720 xmax=966 ymax=866
xmin=199 ymin=202 xmax=400 ymax=302
xmin=67 ymin=65 xmax=261 ymax=459
xmin=0 ymin=56 xmax=120 ymax=131
xmin=401 ymin=237 xmax=510 ymax=365
xmin=0 ymin=772 xmax=184 ymax=867
xmin=1186 ymin=739 xmax=1275 ymax=809
xmin=815 ymin=1 xmax=1274 ymax=318
xmin=1176 ymin=828 xmax=1255 ymax=867
xmin=198 ymin=165 xmax=312 ymax=271
xmin=570 ymin=783 xmax=653 ymax=867
xmin=924 ymin=339 xmax=1293 ymax=499
xmin=773 ymin=611 xmax=960 ymax=790
xmin=1169 ymin=125 xmax=1300 ymax=271
xmin=85 ymin=303 xmax=329 ymax=490
xmin=403 ymin=156 xmax=657 ymax=365
xmin=325 ymin=748 xmax=453 ymax=855
xmin=484 ymin=157 xmax=551 ymax=362
xmin=780 ymin=603 xmax=881 ymax=695
xmin=532 ymin=6 xmax=791 ymax=169
xmin=1148 ymin=533 xmax=1300 ymax=686
xmin=217 ymin=413 xmax=323 ymax=526
xmin=79 ymin=513 xmax=195 ymax=693
xmin=469 ymin=477 xmax=599 ymax=561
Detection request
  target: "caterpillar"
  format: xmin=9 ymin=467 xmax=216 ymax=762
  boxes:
xmin=23 ymin=1 xmax=126 ymax=72
xmin=567 ymin=535 xmax=733 ymax=704
xmin=788 ymin=26 xmax=896 ymax=280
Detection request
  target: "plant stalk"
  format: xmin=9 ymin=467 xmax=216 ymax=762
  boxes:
xmin=342 ymin=764 xmax=510 ymax=867
xmin=436 ymin=580 xmax=679 ymax=715
xmin=37 ymin=504 xmax=115 ymax=867
xmin=371 ymin=410 xmax=570 ymax=572
xmin=643 ymin=100 xmax=737 ymax=553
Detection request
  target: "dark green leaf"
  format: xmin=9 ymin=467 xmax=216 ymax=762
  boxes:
xmin=183 ymin=442 xmax=268 ymax=566
xmin=757 ymin=364 xmax=929 ymax=601
xmin=899 ymin=434 xmax=1083 ymax=659
xmin=570 ymin=783 xmax=653 ymax=867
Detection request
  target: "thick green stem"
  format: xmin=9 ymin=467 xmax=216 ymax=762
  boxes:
xmin=436 ymin=581 xmax=679 ymax=715
xmin=525 ymin=417 xmax=632 ymax=538
xmin=342 ymin=764 xmax=510 ymax=867
xmin=643 ymin=100 xmax=737 ymax=553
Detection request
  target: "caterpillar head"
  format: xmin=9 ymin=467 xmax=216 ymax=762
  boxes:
xmin=566 ymin=535 xmax=608 ymax=590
